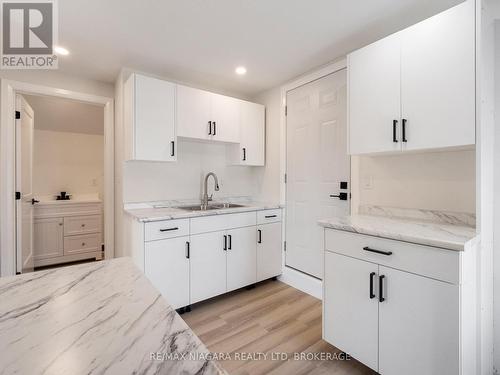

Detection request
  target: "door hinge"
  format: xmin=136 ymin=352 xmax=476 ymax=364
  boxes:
xmin=15 ymin=111 xmax=20 ymax=119
xmin=101 ymin=243 xmax=105 ymax=251
xmin=284 ymin=241 xmax=287 ymax=251
xmin=15 ymin=191 xmax=21 ymax=200
xmin=284 ymin=106 xmax=287 ymax=116
xmin=284 ymin=173 xmax=287 ymax=183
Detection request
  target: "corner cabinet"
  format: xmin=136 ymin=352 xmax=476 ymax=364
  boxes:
xmin=126 ymin=209 xmax=282 ymax=310
xmin=124 ymin=73 xmax=177 ymax=162
xmin=322 ymin=228 xmax=477 ymax=375
xmin=348 ymin=0 xmax=475 ymax=155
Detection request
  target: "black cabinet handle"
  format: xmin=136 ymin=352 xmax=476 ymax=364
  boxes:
xmin=369 ymin=272 xmax=376 ymax=299
xmin=208 ymin=121 xmax=212 ymax=135
xmin=379 ymin=275 xmax=385 ymax=302
xmin=330 ymin=193 xmax=348 ymax=201
xmin=257 ymin=229 xmax=262 ymax=244
xmin=363 ymin=246 xmax=392 ymax=256
xmin=228 ymin=234 xmax=232 ymax=250
xmin=393 ymin=120 xmax=398 ymax=143
xmin=402 ymin=119 xmax=407 ymax=142
xmin=171 ymin=141 xmax=175 ymax=157
xmin=186 ymin=241 xmax=190 ymax=259
xmin=159 ymin=227 xmax=179 ymax=232
xmin=31 ymin=198 xmax=40 ymax=205
xmin=265 ymin=215 xmax=277 ymax=219
xmin=223 ymin=235 xmax=227 ymax=251
xmin=213 ymin=121 xmax=216 ymax=135
xmin=243 ymin=147 xmax=246 ymax=161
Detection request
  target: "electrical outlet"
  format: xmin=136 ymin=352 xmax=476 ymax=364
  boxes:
xmin=362 ymin=175 xmax=373 ymax=190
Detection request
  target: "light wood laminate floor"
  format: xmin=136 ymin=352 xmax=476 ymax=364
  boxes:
xmin=182 ymin=280 xmax=377 ymax=375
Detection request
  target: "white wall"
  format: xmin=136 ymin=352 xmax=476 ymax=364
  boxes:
xmin=33 ymin=129 xmax=104 ymax=199
xmin=355 ymin=150 xmax=476 ymax=214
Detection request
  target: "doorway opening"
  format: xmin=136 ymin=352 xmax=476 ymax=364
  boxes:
xmin=16 ymin=94 xmax=106 ymax=272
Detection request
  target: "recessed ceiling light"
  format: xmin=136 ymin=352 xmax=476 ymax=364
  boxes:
xmin=54 ymin=46 xmax=69 ymax=56
xmin=235 ymin=66 xmax=247 ymax=75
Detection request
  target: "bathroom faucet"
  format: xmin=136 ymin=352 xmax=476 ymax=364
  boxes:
xmin=202 ymin=172 xmax=219 ymax=208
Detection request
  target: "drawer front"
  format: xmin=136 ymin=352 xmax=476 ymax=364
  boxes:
xmin=145 ymin=219 xmax=189 ymax=241
xmin=257 ymin=209 xmax=282 ymax=224
xmin=190 ymin=212 xmax=256 ymax=235
xmin=64 ymin=215 xmax=101 ymax=236
xmin=324 ymin=229 xmax=459 ymax=284
xmin=64 ymin=233 xmax=101 ymax=255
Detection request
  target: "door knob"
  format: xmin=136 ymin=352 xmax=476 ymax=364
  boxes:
xmin=31 ymin=198 xmax=40 ymax=205
xmin=330 ymin=193 xmax=348 ymax=201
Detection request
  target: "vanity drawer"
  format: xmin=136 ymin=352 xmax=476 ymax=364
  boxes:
xmin=257 ymin=209 xmax=282 ymax=224
xmin=145 ymin=219 xmax=189 ymax=241
xmin=64 ymin=233 xmax=101 ymax=255
xmin=190 ymin=212 xmax=256 ymax=235
xmin=324 ymin=229 xmax=460 ymax=284
xmin=64 ymin=215 xmax=101 ymax=236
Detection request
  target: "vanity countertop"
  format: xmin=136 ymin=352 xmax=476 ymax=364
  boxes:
xmin=318 ymin=214 xmax=477 ymax=251
xmin=0 ymin=258 xmax=225 ymax=375
xmin=125 ymin=201 xmax=282 ymax=223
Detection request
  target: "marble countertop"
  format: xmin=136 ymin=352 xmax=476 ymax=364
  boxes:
xmin=125 ymin=200 xmax=282 ymax=223
xmin=318 ymin=215 xmax=477 ymax=251
xmin=0 ymin=258 xmax=225 ymax=375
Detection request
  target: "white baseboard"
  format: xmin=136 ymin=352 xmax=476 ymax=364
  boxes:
xmin=279 ymin=266 xmax=323 ymax=300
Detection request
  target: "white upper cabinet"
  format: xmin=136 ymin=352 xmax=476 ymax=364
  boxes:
xmin=177 ymin=85 xmax=240 ymax=143
xmin=124 ymin=73 xmax=177 ymax=162
xmin=228 ymin=101 xmax=265 ymax=166
xmin=176 ymin=85 xmax=212 ymax=140
xmin=348 ymin=1 xmax=475 ymax=155
xmin=348 ymin=33 xmax=402 ymax=155
xmin=400 ymin=0 xmax=475 ymax=151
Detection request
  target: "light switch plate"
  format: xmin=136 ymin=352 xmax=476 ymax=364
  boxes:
xmin=362 ymin=176 xmax=373 ymax=190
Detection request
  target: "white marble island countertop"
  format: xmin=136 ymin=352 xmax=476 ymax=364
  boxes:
xmin=318 ymin=214 xmax=477 ymax=251
xmin=0 ymin=258 xmax=225 ymax=375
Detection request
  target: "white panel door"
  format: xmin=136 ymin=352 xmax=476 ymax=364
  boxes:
xmin=286 ymin=70 xmax=349 ymax=279
xmin=33 ymin=217 xmax=64 ymax=261
xmin=190 ymin=231 xmax=227 ymax=304
xmin=242 ymin=101 xmax=265 ymax=166
xmin=226 ymin=226 xmax=256 ymax=292
xmin=133 ymin=74 xmax=177 ymax=161
xmin=177 ymin=84 xmax=212 ymax=140
xmin=378 ymin=266 xmax=459 ymax=375
xmin=211 ymin=93 xmax=240 ymax=143
xmin=16 ymin=95 xmax=35 ymax=273
xmin=323 ymin=252 xmax=379 ymax=371
xmin=401 ymin=0 xmax=475 ymax=151
xmin=256 ymin=222 xmax=282 ymax=282
xmin=145 ymin=236 xmax=190 ymax=309
xmin=348 ymin=33 xmax=402 ymax=154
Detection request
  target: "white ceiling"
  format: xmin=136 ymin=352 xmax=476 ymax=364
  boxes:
xmin=57 ymin=0 xmax=464 ymax=96
xmin=24 ymin=95 xmax=104 ymax=135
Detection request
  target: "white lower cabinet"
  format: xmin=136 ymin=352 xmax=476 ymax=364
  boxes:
xmin=34 ymin=217 xmax=64 ymax=260
xmin=227 ymin=226 xmax=257 ymax=292
xmin=257 ymin=222 xmax=282 ymax=282
xmin=323 ymin=228 xmax=469 ymax=375
xmin=190 ymin=231 xmax=228 ymax=304
xmin=145 ymin=236 xmax=190 ymax=309
xmin=378 ymin=266 xmax=459 ymax=375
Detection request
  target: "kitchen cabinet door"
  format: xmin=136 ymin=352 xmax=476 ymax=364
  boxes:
xmin=378 ymin=266 xmax=459 ymax=375
xmin=177 ymin=84 xmax=212 ymax=140
xmin=226 ymin=226 xmax=257 ymax=292
xmin=401 ymin=0 xmax=475 ymax=151
xmin=348 ymin=32 xmax=402 ymax=155
xmin=256 ymin=222 xmax=282 ymax=282
xmin=323 ymin=251 xmax=379 ymax=371
xmin=125 ymin=74 xmax=177 ymax=161
xmin=33 ymin=217 xmax=63 ymax=260
xmin=211 ymin=93 xmax=240 ymax=143
xmin=190 ymin=231 xmax=227 ymax=304
xmin=145 ymin=236 xmax=190 ymax=309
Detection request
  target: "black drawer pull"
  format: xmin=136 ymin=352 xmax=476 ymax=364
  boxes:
xmin=265 ymin=215 xmax=277 ymax=219
xmin=369 ymin=272 xmax=376 ymax=299
xmin=159 ymin=227 xmax=179 ymax=232
xmin=213 ymin=121 xmax=217 ymax=135
xmin=171 ymin=141 xmax=175 ymax=157
xmin=223 ymin=235 xmax=227 ymax=251
xmin=243 ymin=147 xmax=246 ymax=161
xmin=379 ymin=275 xmax=385 ymax=302
xmin=228 ymin=234 xmax=232 ymax=250
xmin=363 ymin=246 xmax=392 ymax=256
xmin=257 ymin=229 xmax=262 ymax=244
xmin=402 ymin=119 xmax=408 ymax=142
xmin=208 ymin=121 xmax=212 ymax=135
xmin=186 ymin=241 xmax=190 ymax=259
xmin=393 ymin=120 xmax=398 ymax=143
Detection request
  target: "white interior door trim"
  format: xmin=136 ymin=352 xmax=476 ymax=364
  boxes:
xmin=276 ymin=58 xmax=347 ymax=290
xmin=0 ymin=79 xmax=115 ymax=276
